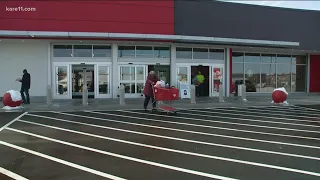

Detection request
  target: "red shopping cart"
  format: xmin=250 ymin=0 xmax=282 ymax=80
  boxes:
xmin=152 ymin=86 xmax=179 ymax=115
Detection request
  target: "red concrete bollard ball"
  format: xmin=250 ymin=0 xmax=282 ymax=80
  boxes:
xmin=272 ymin=90 xmax=287 ymax=103
xmin=2 ymin=92 xmax=22 ymax=107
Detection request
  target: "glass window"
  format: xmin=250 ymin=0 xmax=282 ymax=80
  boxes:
xmin=118 ymin=46 xmax=135 ymax=58
xmin=53 ymin=45 xmax=72 ymax=57
xmin=245 ymin=63 xmax=260 ymax=92
xmin=276 ymin=64 xmax=291 ymax=91
xmin=276 ymin=54 xmax=291 ymax=63
xmin=55 ymin=66 xmax=68 ymax=95
xmin=231 ymin=63 xmax=244 ymax=93
xmin=98 ymin=66 xmax=109 ymax=94
xmin=73 ymin=45 xmax=92 ymax=57
xmin=136 ymin=46 xmax=153 ymax=58
xmin=232 ymin=52 xmax=244 ymax=63
xmin=209 ymin=49 xmax=224 ymax=60
xmin=261 ymin=54 xmax=276 ymax=63
xmin=245 ymin=53 xmax=261 ymax=63
xmin=261 ymin=63 xmax=276 ymax=92
xmin=154 ymin=47 xmax=170 ymax=58
xmin=93 ymin=45 xmax=111 ymax=57
xmin=292 ymin=55 xmax=307 ymax=64
xmin=292 ymin=64 xmax=306 ymax=92
xmin=176 ymin=47 xmax=192 ymax=59
xmin=193 ymin=48 xmax=208 ymax=59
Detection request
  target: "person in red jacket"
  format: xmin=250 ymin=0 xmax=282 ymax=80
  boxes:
xmin=143 ymin=70 xmax=159 ymax=110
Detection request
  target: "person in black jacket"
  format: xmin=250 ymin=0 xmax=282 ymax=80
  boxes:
xmin=19 ymin=69 xmax=31 ymax=104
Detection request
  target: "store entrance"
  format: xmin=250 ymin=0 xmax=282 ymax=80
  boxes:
xmin=191 ymin=66 xmax=210 ymax=97
xmin=148 ymin=65 xmax=170 ymax=85
xmin=72 ymin=64 xmax=95 ymax=99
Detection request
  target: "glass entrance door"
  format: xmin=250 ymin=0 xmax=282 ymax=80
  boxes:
xmin=52 ymin=63 xmax=71 ymax=99
xmin=71 ymin=64 xmax=95 ymax=99
xmin=176 ymin=66 xmax=190 ymax=89
xmin=119 ymin=65 xmax=147 ymax=98
xmin=211 ymin=65 xmax=224 ymax=97
xmin=95 ymin=64 xmax=112 ymax=98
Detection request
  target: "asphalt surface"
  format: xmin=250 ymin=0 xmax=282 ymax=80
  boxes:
xmin=0 ymin=105 xmax=319 ymax=180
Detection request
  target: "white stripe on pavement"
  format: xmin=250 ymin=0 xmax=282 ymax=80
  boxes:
xmin=4 ymin=127 xmax=237 ymax=180
xmin=184 ymin=109 xmax=319 ymax=124
xmin=178 ymin=109 xmax=320 ymax=128
xmin=0 ymin=167 xmax=29 ymax=180
xmin=26 ymin=113 xmax=320 ymax=150
xmin=17 ymin=119 xmax=320 ymax=162
xmin=0 ymin=112 xmax=28 ymax=132
xmin=92 ymin=110 xmax=320 ymax=141
xmin=7 ymin=127 xmax=320 ymax=178
xmin=0 ymin=141 xmax=126 ymax=180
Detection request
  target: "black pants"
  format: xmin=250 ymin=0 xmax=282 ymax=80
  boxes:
xmin=196 ymin=83 xmax=204 ymax=97
xmin=144 ymin=96 xmax=156 ymax=109
xmin=20 ymin=87 xmax=30 ymax=104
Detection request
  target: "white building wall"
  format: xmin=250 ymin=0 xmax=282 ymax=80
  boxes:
xmin=0 ymin=40 xmax=49 ymax=97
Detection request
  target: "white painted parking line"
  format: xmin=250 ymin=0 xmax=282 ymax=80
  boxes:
xmin=7 ymin=128 xmax=320 ymax=178
xmin=292 ymin=106 xmax=320 ymax=112
xmin=102 ymin=110 xmax=320 ymax=140
xmin=86 ymin=110 xmax=320 ymax=141
xmin=17 ymin=119 xmax=320 ymax=162
xmin=203 ymin=107 xmax=319 ymax=119
xmin=0 ymin=167 xmax=29 ymax=180
xmin=180 ymin=109 xmax=320 ymax=128
xmin=27 ymin=113 xmax=320 ymax=150
xmin=228 ymin=106 xmax=320 ymax=116
xmin=5 ymin=128 xmax=237 ymax=180
xmin=0 ymin=141 xmax=126 ymax=180
xmin=0 ymin=112 xmax=28 ymax=132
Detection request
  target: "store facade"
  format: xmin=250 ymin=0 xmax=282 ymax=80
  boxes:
xmin=0 ymin=0 xmax=319 ymax=99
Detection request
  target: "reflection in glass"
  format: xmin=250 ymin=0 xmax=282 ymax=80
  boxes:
xmin=292 ymin=65 xmax=306 ymax=92
xmin=136 ymin=46 xmax=153 ymax=58
xmin=231 ymin=63 xmax=244 ymax=93
xmin=276 ymin=64 xmax=291 ymax=91
xmin=261 ymin=54 xmax=276 ymax=63
xmin=53 ymin=45 xmax=72 ymax=57
xmin=154 ymin=47 xmax=170 ymax=58
xmin=232 ymin=52 xmax=244 ymax=63
xmin=176 ymin=47 xmax=192 ymax=59
xmin=56 ymin=66 xmax=68 ymax=95
xmin=93 ymin=46 xmax=111 ymax=57
xmin=193 ymin=48 xmax=208 ymax=59
xmin=98 ymin=66 xmax=109 ymax=94
xmin=244 ymin=63 xmax=260 ymax=92
xmin=120 ymin=67 xmax=131 ymax=81
xmin=118 ymin=46 xmax=135 ymax=58
xmin=209 ymin=49 xmax=224 ymax=60
xmin=73 ymin=45 xmax=92 ymax=57
xmin=122 ymin=83 xmax=132 ymax=93
xmin=137 ymin=83 xmax=144 ymax=94
xmin=276 ymin=54 xmax=291 ymax=63
xmin=177 ymin=67 xmax=188 ymax=89
xmin=245 ymin=53 xmax=261 ymax=63
xmin=261 ymin=63 xmax=276 ymax=92
xmin=136 ymin=66 xmax=144 ymax=81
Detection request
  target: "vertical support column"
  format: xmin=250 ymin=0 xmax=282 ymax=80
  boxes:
xmin=46 ymin=85 xmax=52 ymax=106
xmin=307 ymin=54 xmax=310 ymax=93
xmin=219 ymin=84 xmax=224 ymax=102
xmin=119 ymin=84 xmax=125 ymax=105
xmin=225 ymin=48 xmax=231 ymax=97
xmin=170 ymin=44 xmax=177 ymax=87
xmin=82 ymin=68 xmax=88 ymax=106
xmin=112 ymin=44 xmax=119 ymax=98
xmin=190 ymin=84 xmax=196 ymax=103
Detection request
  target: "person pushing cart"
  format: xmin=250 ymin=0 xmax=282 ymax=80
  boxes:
xmin=143 ymin=70 xmax=159 ymax=110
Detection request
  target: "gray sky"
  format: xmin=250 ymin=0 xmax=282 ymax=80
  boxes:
xmin=223 ymin=1 xmax=320 ymax=11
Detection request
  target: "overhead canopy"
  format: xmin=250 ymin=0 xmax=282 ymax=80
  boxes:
xmin=0 ymin=30 xmax=299 ymax=47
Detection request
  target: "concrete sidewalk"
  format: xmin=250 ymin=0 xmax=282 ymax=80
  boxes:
xmin=1 ymin=94 xmax=319 ymax=112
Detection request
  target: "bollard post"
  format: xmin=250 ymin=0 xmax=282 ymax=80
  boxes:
xmin=82 ymin=85 xmax=88 ymax=106
xmin=219 ymin=84 xmax=224 ymax=102
xmin=46 ymin=85 xmax=52 ymax=106
xmin=190 ymin=84 xmax=196 ymax=103
xmin=119 ymin=84 xmax=125 ymax=105
xmin=241 ymin=84 xmax=247 ymax=101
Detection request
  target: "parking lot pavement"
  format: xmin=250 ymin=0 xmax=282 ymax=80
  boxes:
xmin=0 ymin=106 xmax=320 ymax=180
